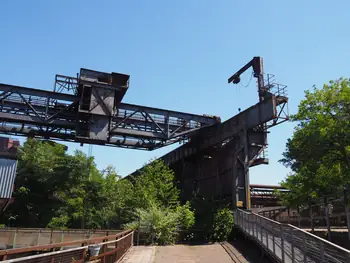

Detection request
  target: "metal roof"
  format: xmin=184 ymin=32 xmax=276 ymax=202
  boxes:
xmin=0 ymin=158 xmax=18 ymax=198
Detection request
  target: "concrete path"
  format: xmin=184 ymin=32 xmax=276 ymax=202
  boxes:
xmin=119 ymin=246 xmax=155 ymax=263
xmin=120 ymin=244 xmax=235 ymax=263
xmin=154 ymin=244 xmax=233 ymax=263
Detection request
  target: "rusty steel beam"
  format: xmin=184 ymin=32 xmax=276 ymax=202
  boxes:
xmin=161 ymin=95 xmax=277 ymax=165
xmin=0 ymin=78 xmax=220 ymax=149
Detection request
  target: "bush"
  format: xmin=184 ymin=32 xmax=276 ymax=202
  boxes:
xmin=212 ymin=208 xmax=234 ymax=241
xmin=124 ymin=202 xmax=195 ymax=245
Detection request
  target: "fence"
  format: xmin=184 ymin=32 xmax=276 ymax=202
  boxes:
xmin=259 ymin=203 xmax=349 ymax=228
xmin=0 ymin=230 xmax=133 ymax=262
xmin=0 ymin=228 xmax=122 ymax=249
xmin=236 ymin=209 xmax=350 ymax=263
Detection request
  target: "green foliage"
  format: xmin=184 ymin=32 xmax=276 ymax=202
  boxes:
xmin=212 ymin=208 xmax=234 ymax=241
xmin=1 ymin=139 xmax=195 ymax=240
xmin=124 ymin=201 xmax=195 ymax=245
xmin=176 ymin=201 xmax=195 ymax=230
xmin=124 ymin=160 xmax=195 ymax=244
xmin=280 ymin=78 xmax=350 ymax=204
xmin=132 ymin=159 xmax=180 ymax=209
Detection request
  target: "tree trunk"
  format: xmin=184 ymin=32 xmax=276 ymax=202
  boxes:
xmin=297 ymin=206 xmax=301 ymax=228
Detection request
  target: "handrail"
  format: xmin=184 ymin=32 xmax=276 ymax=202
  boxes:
xmin=0 ymin=229 xmax=132 ymax=257
xmin=236 ymin=209 xmax=350 ymax=263
xmin=287 ymin=223 xmax=350 ymax=253
xmin=2 ymin=231 xmax=134 ymax=263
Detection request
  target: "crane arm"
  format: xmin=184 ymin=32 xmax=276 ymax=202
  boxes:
xmin=228 ymin=56 xmax=263 ymax=84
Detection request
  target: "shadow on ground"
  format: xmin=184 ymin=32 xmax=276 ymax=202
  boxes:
xmin=230 ymin=231 xmax=274 ymax=263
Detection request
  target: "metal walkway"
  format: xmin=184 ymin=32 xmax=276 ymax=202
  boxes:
xmin=236 ymin=209 xmax=350 ymax=263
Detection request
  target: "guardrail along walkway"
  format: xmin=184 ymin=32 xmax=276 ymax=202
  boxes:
xmin=236 ymin=209 xmax=350 ymax=263
xmin=0 ymin=230 xmax=134 ymax=262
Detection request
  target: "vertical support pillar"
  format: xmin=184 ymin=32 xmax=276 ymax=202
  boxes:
xmin=232 ymin=153 xmax=237 ymax=210
xmin=242 ymin=129 xmax=251 ymax=210
xmin=180 ymin=158 xmax=185 ymax=201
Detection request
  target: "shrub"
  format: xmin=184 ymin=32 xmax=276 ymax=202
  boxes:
xmin=124 ymin=202 xmax=195 ymax=245
xmin=212 ymin=208 xmax=234 ymax=241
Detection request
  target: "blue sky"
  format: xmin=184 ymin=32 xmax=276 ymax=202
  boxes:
xmin=1 ymin=1 xmax=349 ymax=184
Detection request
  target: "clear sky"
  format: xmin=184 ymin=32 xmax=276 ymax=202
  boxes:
xmin=1 ymin=1 xmax=349 ymax=185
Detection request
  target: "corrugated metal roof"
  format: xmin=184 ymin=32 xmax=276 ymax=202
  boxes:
xmin=0 ymin=158 xmax=18 ymax=198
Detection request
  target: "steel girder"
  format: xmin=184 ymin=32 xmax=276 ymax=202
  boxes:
xmin=0 ymin=83 xmax=219 ymax=149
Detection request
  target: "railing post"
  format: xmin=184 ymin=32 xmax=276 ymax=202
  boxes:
xmin=131 ymin=231 xmax=134 ymax=247
xmin=291 ymin=228 xmax=295 ymax=263
xmin=242 ymin=213 xmax=245 ymax=232
xmin=60 ymin=231 xmax=64 ymax=243
xmin=280 ymin=224 xmax=285 ymax=263
xmin=260 ymin=217 xmax=263 ymax=243
xmin=37 ymin=229 xmax=42 ymax=245
xmin=249 ymin=214 xmax=252 ymax=236
xmin=50 ymin=229 xmax=53 ymax=244
xmin=303 ymin=233 xmax=307 ymax=263
xmin=115 ymin=235 xmax=119 ymax=260
xmin=252 ymin=214 xmax=256 ymax=237
xmin=320 ymin=240 xmax=324 ymax=263
xmin=272 ymin=227 xmax=275 ymax=255
xmin=12 ymin=230 xmax=17 ymax=249
xmin=265 ymin=222 xmax=269 ymax=251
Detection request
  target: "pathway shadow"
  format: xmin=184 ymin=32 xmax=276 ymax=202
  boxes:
xmin=229 ymin=232 xmax=274 ymax=263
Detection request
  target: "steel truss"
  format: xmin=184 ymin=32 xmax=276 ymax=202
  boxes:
xmin=0 ymin=74 xmax=220 ymax=150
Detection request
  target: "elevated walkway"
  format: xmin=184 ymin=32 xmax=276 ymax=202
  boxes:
xmin=236 ymin=209 xmax=350 ymax=263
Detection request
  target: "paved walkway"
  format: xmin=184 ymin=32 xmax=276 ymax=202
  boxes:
xmin=120 ymin=246 xmax=155 ymax=263
xmin=154 ymin=244 xmax=234 ymax=263
xmin=120 ymin=244 xmax=236 ymax=263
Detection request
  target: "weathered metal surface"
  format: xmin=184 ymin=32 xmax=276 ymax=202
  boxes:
xmin=0 ymin=158 xmax=18 ymax=199
xmin=236 ymin=209 xmax=350 ymax=263
xmin=0 ymin=228 xmax=122 ymax=249
xmin=0 ymin=230 xmax=133 ymax=262
xmin=161 ymin=96 xmax=276 ymax=165
xmin=0 ymin=69 xmax=219 ymax=150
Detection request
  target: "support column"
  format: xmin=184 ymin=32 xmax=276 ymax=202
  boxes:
xmin=232 ymin=153 xmax=238 ymax=210
xmin=242 ymin=129 xmax=251 ymax=210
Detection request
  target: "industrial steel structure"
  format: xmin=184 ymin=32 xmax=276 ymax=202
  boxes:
xmin=250 ymin=184 xmax=289 ymax=207
xmin=0 ymin=69 xmax=219 ymax=150
xmin=0 ymin=137 xmax=19 ymax=212
xmin=0 ymin=56 xmax=288 ymax=209
xmin=134 ymin=57 xmax=289 ymax=209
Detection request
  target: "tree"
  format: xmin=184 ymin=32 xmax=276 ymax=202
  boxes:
xmin=280 ymin=78 xmax=350 ymax=235
xmin=124 ymin=159 xmax=195 ymax=244
xmin=132 ymin=159 xmax=180 ymax=209
xmin=212 ymin=208 xmax=234 ymax=241
xmin=281 ymin=78 xmax=349 ymax=195
xmin=2 ymin=140 xmax=195 ymax=239
xmin=6 ymin=139 xmax=73 ymax=227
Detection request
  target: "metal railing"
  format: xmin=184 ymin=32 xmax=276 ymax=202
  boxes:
xmin=0 ymin=230 xmax=134 ymax=263
xmin=0 ymin=228 xmax=122 ymax=249
xmin=236 ymin=209 xmax=350 ymax=263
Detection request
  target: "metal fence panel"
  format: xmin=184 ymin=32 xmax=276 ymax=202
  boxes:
xmin=236 ymin=209 xmax=350 ymax=263
xmin=0 ymin=158 xmax=17 ymax=198
xmin=1 ymin=230 xmax=134 ymax=263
